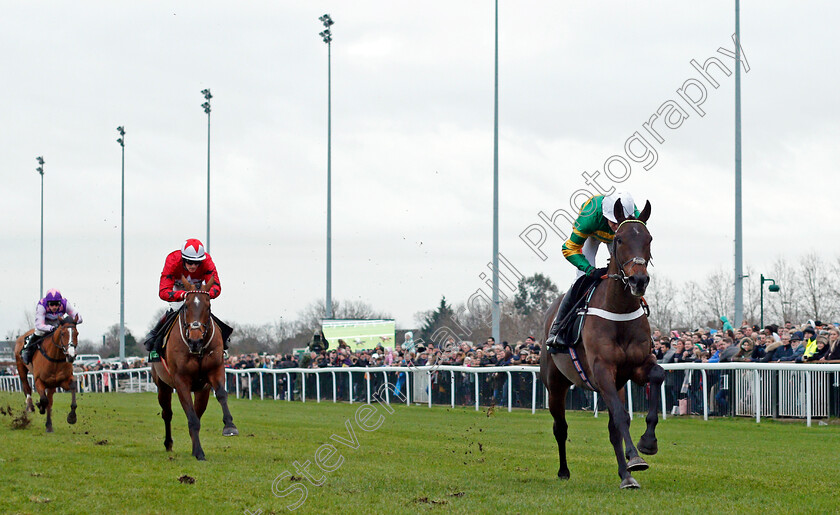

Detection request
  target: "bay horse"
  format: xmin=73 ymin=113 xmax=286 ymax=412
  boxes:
xmin=14 ymin=315 xmax=79 ymax=432
xmin=151 ymin=278 xmax=238 ymax=460
xmin=539 ymin=199 xmax=664 ymax=489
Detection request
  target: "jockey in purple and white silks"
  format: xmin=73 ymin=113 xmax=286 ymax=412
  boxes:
xmin=22 ymin=288 xmax=83 ymax=364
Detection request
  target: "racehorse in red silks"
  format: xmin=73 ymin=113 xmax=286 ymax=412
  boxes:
xmin=14 ymin=315 xmax=79 ymax=432
xmin=151 ymin=278 xmax=238 ymax=460
xmin=539 ymin=199 xmax=664 ymax=489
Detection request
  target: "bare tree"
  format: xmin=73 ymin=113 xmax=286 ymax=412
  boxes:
xmin=767 ymin=257 xmax=801 ymax=325
xmin=646 ymin=274 xmax=679 ymax=332
xmin=798 ymin=252 xmax=837 ymax=322
xmin=742 ymin=265 xmax=760 ymax=326
xmin=699 ymin=269 xmax=733 ymax=327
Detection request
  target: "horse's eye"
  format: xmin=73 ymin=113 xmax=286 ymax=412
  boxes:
xmin=615 ymin=237 xmax=622 ymax=245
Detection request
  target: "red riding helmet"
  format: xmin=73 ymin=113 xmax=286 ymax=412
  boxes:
xmin=181 ymin=239 xmax=206 ymax=261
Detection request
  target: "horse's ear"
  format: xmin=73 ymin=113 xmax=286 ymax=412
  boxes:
xmin=202 ymin=278 xmax=215 ymax=293
xmin=181 ymin=276 xmax=195 ymax=291
xmin=614 ymin=199 xmax=627 ymax=224
xmin=638 ymin=200 xmax=652 ymax=223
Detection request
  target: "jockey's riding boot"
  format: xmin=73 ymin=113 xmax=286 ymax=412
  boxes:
xmin=143 ymin=313 xmax=169 ymax=352
xmin=546 ymin=284 xmax=576 ymax=348
xmin=21 ymin=335 xmax=39 ymax=365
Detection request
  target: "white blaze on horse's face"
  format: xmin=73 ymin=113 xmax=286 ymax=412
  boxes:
xmin=66 ymin=326 xmax=77 ymax=361
xmin=194 ymin=296 xmax=201 ymax=308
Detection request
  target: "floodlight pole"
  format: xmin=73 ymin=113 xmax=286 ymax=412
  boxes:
xmin=36 ymin=156 xmax=45 ymax=299
xmin=201 ymin=89 xmax=212 ymax=252
xmin=733 ymin=0 xmax=744 ymax=327
xmin=117 ymin=126 xmax=126 ymax=359
xmin=491 ymin=0 xmax=500 ymax=344
xmin=320 ymin=14 xmax=334 ymax=319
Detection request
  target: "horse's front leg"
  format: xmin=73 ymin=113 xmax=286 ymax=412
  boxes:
xmin=45 ymin=388 xmax=55 ymax=433
xmin=173 ymin=376 xmax=205 ymax=460
xmin=594 ymin=367 xmax=640 ymax=489
xmin=34 ymin=378 xmax=48 ymax=415
xmin=65 ymin=378 xmax=77 ymax=425
xmin=636 ymin=362 xmax=664 ymax=455
xmin=209 ymin=368 xmax=238 ymax=437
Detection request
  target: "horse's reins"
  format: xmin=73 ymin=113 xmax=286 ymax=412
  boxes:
xmin=37 ymin=323 xmax=77 ymax=363
xmin=178 ymin=292 xmax=216 ymax=355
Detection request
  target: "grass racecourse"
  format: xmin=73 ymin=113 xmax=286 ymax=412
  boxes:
xmin=0 ymin=391 xmax=837 ymax=514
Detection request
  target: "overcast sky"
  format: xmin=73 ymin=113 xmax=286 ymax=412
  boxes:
xmin=2 ymin=1 xmax=838 ymax=342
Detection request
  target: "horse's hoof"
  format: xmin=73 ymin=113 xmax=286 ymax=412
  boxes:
xmin=195 ymin=454 xmax=206 ymax=461
xmin=67 ymin=412 xmax=77 ymax=425
xmin=638 ymin=439 xmax=658 ymax=456
xmin=627 ymin=456 xmax=649 ymax=472
xmin=223 ymin=426 xmax=239 ymax=437
xmin=620 ymin=476 xmax=640 ymax=489
xmin=46 ymin=426 xmax=54 ymax=434
xmin=557 ymin=470 xmax=570 ymax=480
xmin=39 ymin=407 xmax=46 ymax=415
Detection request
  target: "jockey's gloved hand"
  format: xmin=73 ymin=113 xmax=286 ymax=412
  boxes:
xmin=585 ymin=266 xmax=608 ymax=278
xmin=173 ymin=290 xmax=187 ymax=301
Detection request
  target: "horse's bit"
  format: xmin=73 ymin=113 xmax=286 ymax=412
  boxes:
xmin=179 ymin=292 xmax=216 ymax=355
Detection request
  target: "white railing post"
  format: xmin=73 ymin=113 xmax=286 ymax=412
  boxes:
xmin=450 ymin=370 xmax=455 ymax=409
xmin=701 ymin=369 xmax=708 ymax=420
xmin=348 ymin=370 xmax=354 ymax=404
xmin=806 ymin=370 xmax=812 ymax=428
xmin=474 ymin=371 xmax=479 ymax=411
xmin=754 ymin=370 xmax=761 ymax=423
xmin=531 ymin=372 xmax=537 ymax=414
xmin=660 ymin=380 xmax=666 ymax=421
xmin=626 ymin=381 xmax=633 ymax=420
xmin=331 ymin=371 xmax=336 ymax=403
xmin=427 ymin=371 xmax=432 ymax=408
xmin=594 ymin=391 xmax=599 ymax=417
xmin=507 ymin=371 xmax=513 ymax=412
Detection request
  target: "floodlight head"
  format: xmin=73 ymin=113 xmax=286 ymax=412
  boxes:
xmin=36 ymin=166 xmax=43 ymax=175
xmin=201 ymin=89 xmax=212 ymax=100
xmin=36 ymin=156 xmax=44 ymax=165
xmin=768 ymin=284 xmax=780 ymax=293
xmin=202 ymin=101 xmax=211 ymax=114
xmin=319 ymin=14 xmax=333 ymax=26
xmin=117 ymin=126 xmax=125 ymax=135
xmin=117 ymin=137 xmax=124 ymax=146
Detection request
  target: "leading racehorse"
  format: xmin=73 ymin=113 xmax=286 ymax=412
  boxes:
xmin=151 ymin=278 xmax=238 ymax=460
xmin=14 ymin=315 xmax=79 ymax=432
xmin=539 ymin=200 xmax=664 ymax=489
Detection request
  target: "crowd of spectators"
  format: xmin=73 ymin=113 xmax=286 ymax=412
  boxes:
xmin=654 ymin=320 xmax=840 ymax=365
xmin=224 ymin=334 xmax=543 ymax=371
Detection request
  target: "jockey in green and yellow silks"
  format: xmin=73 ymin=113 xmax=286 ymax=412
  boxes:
xmin=546 ymin=191 xmax=640 ymax=347
xmin=562 ymin=192 xmax=640 ymax=278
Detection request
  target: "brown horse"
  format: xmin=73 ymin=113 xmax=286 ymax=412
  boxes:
xmin=539 ymin=200 xmax=664 ymax=489
xmin=14 ymin=315 xmax=79 ymax=432
xmin=151 ymin=278 xmax=238 ymax=460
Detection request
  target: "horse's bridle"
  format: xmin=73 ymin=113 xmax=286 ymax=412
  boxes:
xmin=40 ymin=321 xmax=78 ymax=363
xmin=607 ymin=219 xmax=651 ymax=288
xmin=179 ymin=292 xmax=216 ymax=355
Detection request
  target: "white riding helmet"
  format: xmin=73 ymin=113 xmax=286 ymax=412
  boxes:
xmin=602 ymin=191 xmax=636 ymax=223
xmin=181 ymin=238 xmax=207 ymax=261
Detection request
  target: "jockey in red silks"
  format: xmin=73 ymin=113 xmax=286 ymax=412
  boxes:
xmin=21 ymin=288 xmax=83 ymax=365
xmin=143 ymin=238 xmax=232 ymax=361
